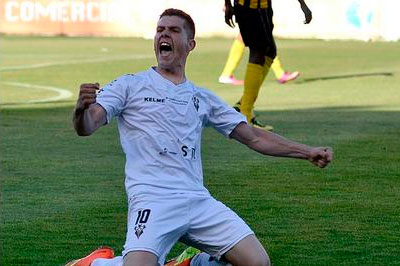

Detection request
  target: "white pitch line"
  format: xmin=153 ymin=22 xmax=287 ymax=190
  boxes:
xmin=0 ymin=54 xmax=153 ymax=72
xmin=2 ymin=81 xmax=73 ymax=103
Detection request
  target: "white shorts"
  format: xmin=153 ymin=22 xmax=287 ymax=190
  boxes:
xmin=122 ymin=193 xmax=254 ymax=265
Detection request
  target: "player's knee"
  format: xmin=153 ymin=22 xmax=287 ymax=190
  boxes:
xmin=123 ymin=251 xmax=158 ymax=266
xmin=249 ymin=49 xmax=266 ymax=65
xmin=247 ymin=253 xmax=270 ymax=266
xmin=266 ymin=48 xmax=276 ymax=60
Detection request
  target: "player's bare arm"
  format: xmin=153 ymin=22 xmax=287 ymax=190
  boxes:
xmin=224 ymin=0 xmax=235 ymax=27
xmin=73 ymin=83 xmax=107 ymax=136
xmin=298 ymin=0 xmax=312 ymax=24
xmin=230 ymin=122 xmax=333 ymax=168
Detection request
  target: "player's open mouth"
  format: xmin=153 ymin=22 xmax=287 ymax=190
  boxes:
xmin=159 ymin=42 xmax=173 ymax=56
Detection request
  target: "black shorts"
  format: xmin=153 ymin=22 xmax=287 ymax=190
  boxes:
xmin=234 ymin=4 xmax=276 ymax=58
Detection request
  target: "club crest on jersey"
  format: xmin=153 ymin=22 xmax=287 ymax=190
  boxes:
xmin=192 ymin=96 xmax=199 ymax=112
xmin=134 ymin=209 xmax=151 ymax=239
xmin=134 ymin=224 xmax=146 ymax=238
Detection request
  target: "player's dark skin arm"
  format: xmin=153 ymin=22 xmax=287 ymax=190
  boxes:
xmin=73 ymin=83 xmax=107 ymax=136
xmin=230 ymin=122 xmax=333 ymax=168
xmin=224 ymin=0 xmax=235 ymax=27
xmin=298 ymin=0 xmax=312 ymax=24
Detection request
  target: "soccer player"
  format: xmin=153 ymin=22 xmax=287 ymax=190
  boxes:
xmin=71 ymin=8 xmax=332 ymax=266
xmin=218 ymin=34 xmax=300 ymax=85
xmin=224 ymin=0 xmax=312 ymax=129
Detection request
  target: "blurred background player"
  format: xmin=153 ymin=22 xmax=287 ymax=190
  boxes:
xmin=218 ymin=34 xmax=300 ymax=85
xmin=224 ymin=0 xmax=312 ymax=130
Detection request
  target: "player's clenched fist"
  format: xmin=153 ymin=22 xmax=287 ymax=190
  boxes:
xmin=308 ymin=147 xmax=333 ymax=168
xmin=76 ymin=83 xmax=100 ymax=113
xmin=73 ymin=82 xmax=106 ymax=136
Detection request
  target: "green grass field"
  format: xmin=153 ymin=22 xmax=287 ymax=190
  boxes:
xmin=1 ymin=36 xmax=399 ymax=266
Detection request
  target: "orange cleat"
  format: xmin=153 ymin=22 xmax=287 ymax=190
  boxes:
xmin=65 ymin=246 xmax=114 ymax=266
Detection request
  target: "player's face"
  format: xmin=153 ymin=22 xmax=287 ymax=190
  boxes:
xmin=154 ymin=16 xmax=195 ymax=69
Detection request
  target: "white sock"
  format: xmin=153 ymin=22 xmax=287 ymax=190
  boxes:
xmin=190 ymin=253 xmax=231 ymax=266
xmin=91 ymin=256 xmax=123 ymax=266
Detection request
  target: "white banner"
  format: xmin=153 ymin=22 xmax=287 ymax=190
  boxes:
xmin=0 ymin=0 xmax=399 ymax=41
xmin=273 ymin=0 xmax=400 ymax=41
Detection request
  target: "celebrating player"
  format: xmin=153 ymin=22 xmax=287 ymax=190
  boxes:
xmin=71 ymin=8 xmax=332 ymax=266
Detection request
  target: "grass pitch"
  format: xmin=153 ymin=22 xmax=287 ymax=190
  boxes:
xmin=1 ymin=36 xmax=399 ymax=265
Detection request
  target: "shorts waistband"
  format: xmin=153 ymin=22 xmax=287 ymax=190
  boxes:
xmin=235 ymin=0 xmax=268 ymax=9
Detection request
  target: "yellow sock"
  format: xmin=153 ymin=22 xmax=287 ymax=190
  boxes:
xmin=271 ymin=56 xmax=285 ymax=79
xmin=241 ymin=63 xmax=265 ymax=122
xmin=262 ymin=56 xmax=274 ymax=83
xmin=220 ymin=39 xmax=245 ymax=77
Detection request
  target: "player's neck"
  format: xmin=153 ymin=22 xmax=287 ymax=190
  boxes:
xmin=155 ymin=65 xmax=186 ymax=85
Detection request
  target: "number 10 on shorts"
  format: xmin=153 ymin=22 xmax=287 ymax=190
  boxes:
xmin=134 ymin=209 xmax=151 ymax=238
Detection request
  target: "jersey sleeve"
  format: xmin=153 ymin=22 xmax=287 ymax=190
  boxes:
xmin=96 ymin=75 xmax=134 ymax=123
xmin=206 ymin=91 xmax=247 ymax=137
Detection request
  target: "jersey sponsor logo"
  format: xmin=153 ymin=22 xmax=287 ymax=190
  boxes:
xmin=166 ymin=97 xmax=188 ymax=106
xmin=144 ymin=97 xmax=165 ymax=103
xmin=159 ymin=147 xmax=177 ymax=155
xmin=181 ymin=145 xmax=196 ymax=160
xmin=192 ymin=96 xmax=199 ymax=112
xmin=134 ymin=208 xmax=151 ymax=239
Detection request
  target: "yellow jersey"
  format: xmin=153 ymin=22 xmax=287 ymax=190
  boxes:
xmin=237 ymin=0 xmax=268 ymax=9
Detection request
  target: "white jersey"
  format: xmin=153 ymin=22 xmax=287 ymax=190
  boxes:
xmin=96 ymin=67 xmax=246 ymax=198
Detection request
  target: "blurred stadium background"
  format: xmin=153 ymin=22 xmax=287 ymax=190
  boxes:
xmin=1 ymin=0 xmax=399 ymax=40
xmin=1 ymin=0 xmax=399 ymax=266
